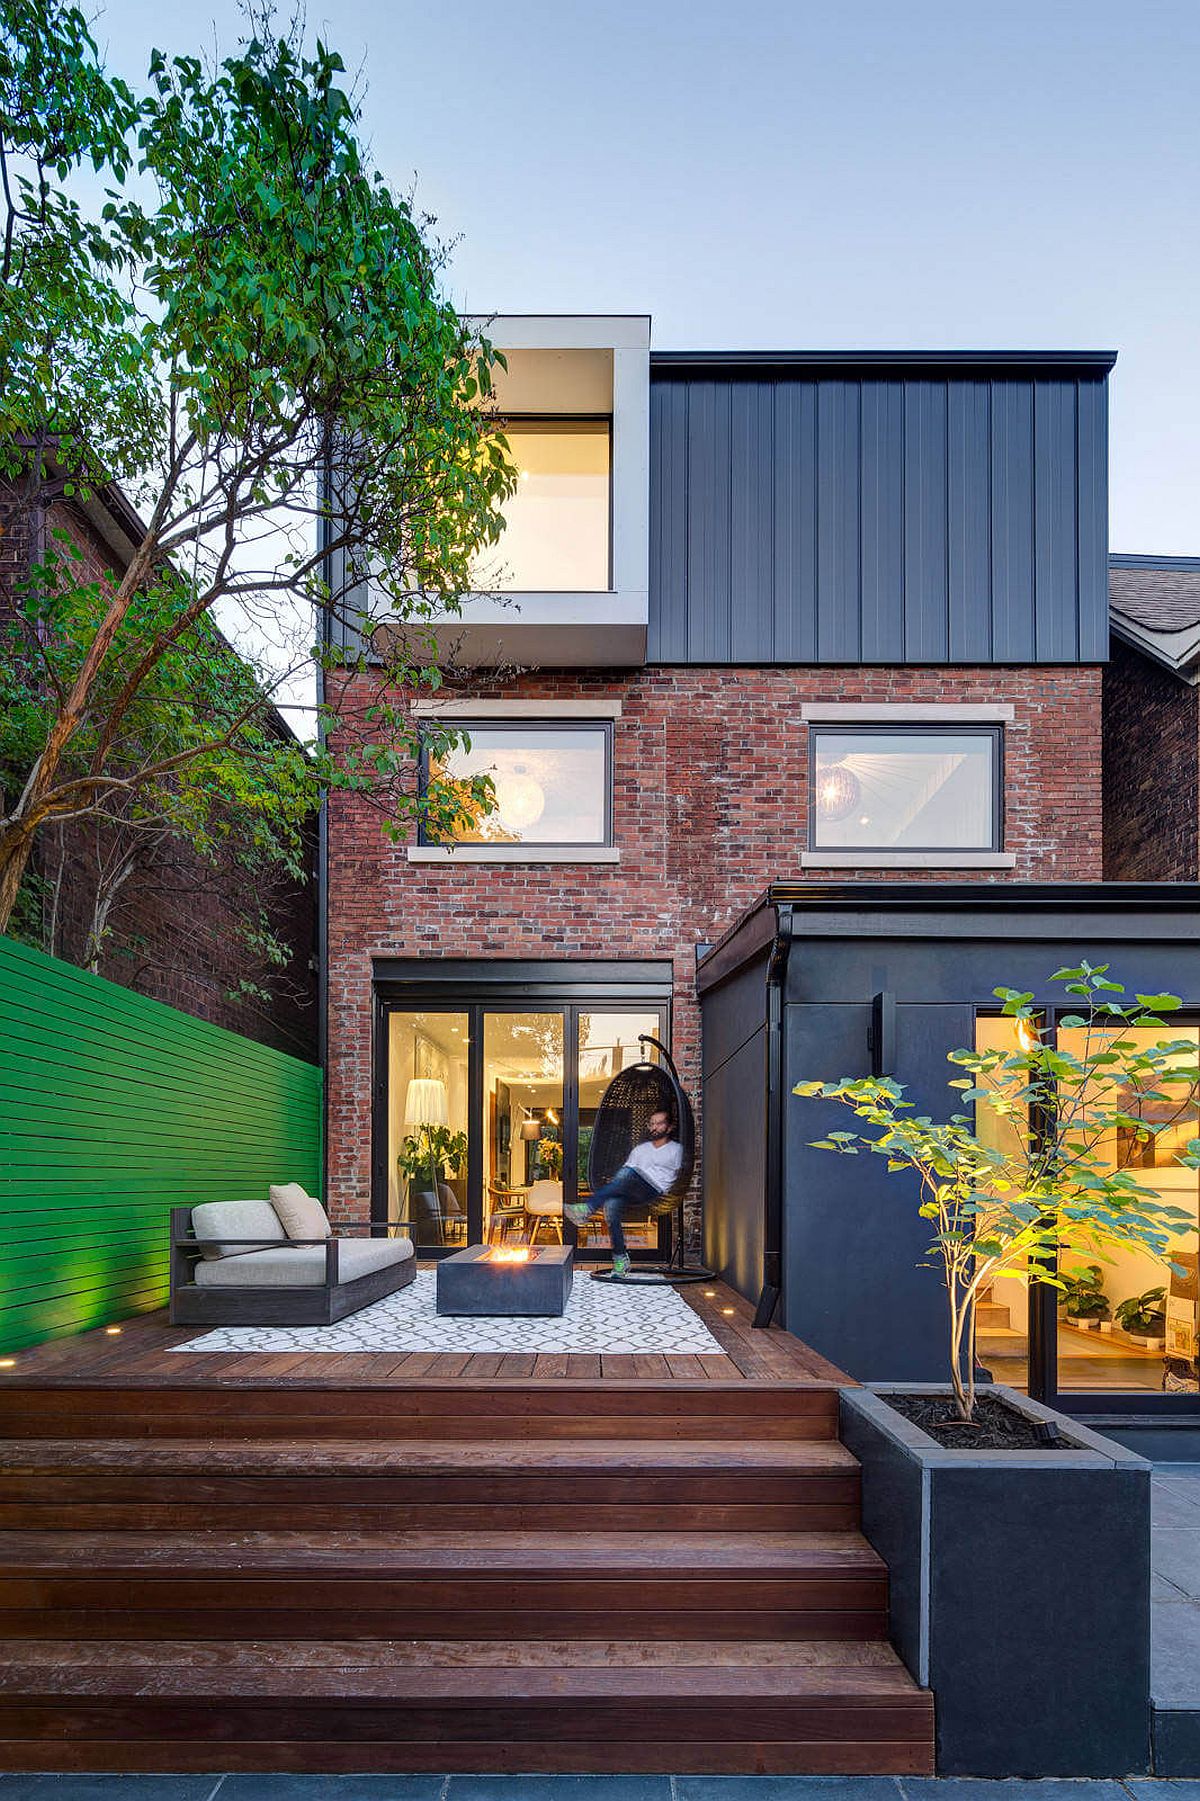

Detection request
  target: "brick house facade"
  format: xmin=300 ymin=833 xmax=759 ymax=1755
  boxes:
xmin=325 ymin=660 xmax=1103 ymax=1227
xmin=1104 ymin=555 xmax=1200 ymax=883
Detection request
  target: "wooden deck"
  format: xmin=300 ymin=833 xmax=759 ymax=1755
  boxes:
xmin=0 ymin=1275 xmax=848 ymax=1390
xmin=0 ymin=1274 xmax=934 ymax=1775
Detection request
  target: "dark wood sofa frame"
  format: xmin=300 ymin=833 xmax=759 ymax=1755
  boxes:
xmin=168 ymin=1208 xmax=417 ymax=1326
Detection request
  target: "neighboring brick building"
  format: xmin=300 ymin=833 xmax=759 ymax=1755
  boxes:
xmin=322 ymin=320 xmax=1119 ymax=1280
xmin=0 ymin=475 xmax=318 ymax=1060
xmin=1105 ymin=554 xmax=1200 ymax=881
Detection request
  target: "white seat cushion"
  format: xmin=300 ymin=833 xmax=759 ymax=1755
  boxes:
xmin=191 ymin=1199 xmax=287 ymax=1260
xmin=193 ymin=1236 xmax=414 ymax=1288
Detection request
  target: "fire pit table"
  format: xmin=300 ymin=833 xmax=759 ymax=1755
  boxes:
xmin=435 ymin=1243 xmax=573 ymax=1317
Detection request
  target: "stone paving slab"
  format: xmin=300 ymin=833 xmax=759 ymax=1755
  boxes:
xmin=5 ymin=1779 xmax=1200 ymax=1798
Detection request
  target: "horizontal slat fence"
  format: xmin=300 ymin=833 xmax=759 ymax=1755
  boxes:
xmin=0 ymin=934 xmax=322 ymax=1352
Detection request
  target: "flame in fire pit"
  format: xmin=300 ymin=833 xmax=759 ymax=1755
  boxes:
xmin=488 ymin=1246 xmax=532 ymax=1265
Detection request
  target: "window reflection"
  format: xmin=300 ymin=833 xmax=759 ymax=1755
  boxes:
xmin=812 ymin=729 xmax=998 ymax=850
xmin=424 ymin=724 xmax=610 ymax=847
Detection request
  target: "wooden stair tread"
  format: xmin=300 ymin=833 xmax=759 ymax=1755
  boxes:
xmin=0 ymin=1528 xmax=885 ymax=1577
xmin=0 ymin=1650 xmax=927 ymax=1703
xmin=0 ymin=1637 xmax=905 ymax=1671
xmin=0 ymin=1436 xmax=858 ymax=1476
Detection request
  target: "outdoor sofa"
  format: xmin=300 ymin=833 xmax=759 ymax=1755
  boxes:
xmin=169 ymin=1185 xmax=415 ymax=1326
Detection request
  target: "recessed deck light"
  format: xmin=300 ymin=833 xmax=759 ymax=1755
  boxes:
xmin=0 ymin=1359 xmax=15 ymax=1369
xmin=721 ymin=1307 xmax=735 ymax=1317
xmin=105 ymin=1326 xmax=122 ymax=1336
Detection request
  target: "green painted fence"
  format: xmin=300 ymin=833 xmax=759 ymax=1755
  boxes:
xmin=0 ymin=934 xmax=323 ymax=1353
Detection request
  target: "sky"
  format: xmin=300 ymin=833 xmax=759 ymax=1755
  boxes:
xmin=93 ymin=0 xmax=1200 ymax=563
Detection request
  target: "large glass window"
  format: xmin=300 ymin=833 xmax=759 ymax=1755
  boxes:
xmin=380 ymin=996 xmax=669 ymax=1260
xmin=972 ymin=1014 xmax=1200 ymax=1402
xmin=576 ymin=1014 xmax=663 ymax=1255
xmin=472 ymin=419 xmax=611 ymax=592
xmin=1056 ymin=1023 xmax=1199 ymax=1397
xmin=387 ymin=1012 xmax=470 ymax=1249
xmin=810 ymin=727 xmax=1001 ymax=852
xmin=483 ymin=1012 xmax=565 ymax=1247
xmin=421 ymin=722 xmax=612 ymax=848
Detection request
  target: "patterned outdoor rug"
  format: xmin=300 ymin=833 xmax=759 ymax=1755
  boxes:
xmin=170 ymin=1268 xmax=724 ymax=1356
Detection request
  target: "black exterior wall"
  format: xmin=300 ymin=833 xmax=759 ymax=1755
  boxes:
xmin=649 ymin=353 xmax=1113 ymax=666
xmin=698 ymin=882 xmax=1200 ymax=1422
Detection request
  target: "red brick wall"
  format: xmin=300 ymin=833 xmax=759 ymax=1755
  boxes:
xmin=1103 ymin=639 xmax=1199 ymax=881
xmin=326 ymin=663 xmax=1104 ymax=1224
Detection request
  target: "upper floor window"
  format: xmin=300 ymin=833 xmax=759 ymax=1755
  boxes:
xmin=473 ymin=419 xmax=611 ymax=593
xmin=420 ymin=720 xmax=613 ymax=847
xmin=809 ymin=726 xmax=1002 ymax=853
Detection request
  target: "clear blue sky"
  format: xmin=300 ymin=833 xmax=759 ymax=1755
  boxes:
xmin=97 ymin=0 xmax=1200 ymax=553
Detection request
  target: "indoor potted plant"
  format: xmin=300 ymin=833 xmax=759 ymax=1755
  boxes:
xmin=1114 ymin=1286 xmax=1167 ymax=1347
xmin=794 ymin=961 xmax=1198 ymax=1777
xmin=1060 ymin=1263 xmax=1110 ymax=1332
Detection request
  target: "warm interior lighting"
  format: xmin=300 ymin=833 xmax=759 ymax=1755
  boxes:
xmin=1017 ymin=1017 xmax=1040 ymax=1053
xmin=488 ymin=1246 xmax=532 ymax=1265
xmin=494 ymin=766 xmax=546 ymax=832
xmin=545 ymin=1107 xmax=559 ymax=1126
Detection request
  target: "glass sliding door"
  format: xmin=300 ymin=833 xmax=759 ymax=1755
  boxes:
xmin=482 ymin=1011 xmax=566 ymax=1247
xmin=379 ymin=992 xmax=671 ymax=1259
xmin=386 ymin=1011 xmax=471 ymax=1249
xmin=575 ymin=1011 xmax=667 ymax=1256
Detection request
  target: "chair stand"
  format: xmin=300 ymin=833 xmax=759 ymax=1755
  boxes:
xmin=588 ymin=1197 xmax=715 ymax=1285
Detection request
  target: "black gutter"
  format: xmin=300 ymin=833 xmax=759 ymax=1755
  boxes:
xmin=753 ymin=901 xmax=793 ymax=1331
xmin=651 ymin=349 xmax=1118 ymax=377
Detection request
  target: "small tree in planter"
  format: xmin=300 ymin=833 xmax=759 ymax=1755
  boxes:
xmin=794 ymin=963 xmax=1197 ymax=1423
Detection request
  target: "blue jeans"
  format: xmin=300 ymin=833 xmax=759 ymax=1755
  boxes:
xmin=590 ymin=1166 xmax=658 ymax=1257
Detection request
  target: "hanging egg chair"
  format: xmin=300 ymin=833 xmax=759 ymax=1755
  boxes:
xmin=586 ymin=1034 xmax=713 ymax=1283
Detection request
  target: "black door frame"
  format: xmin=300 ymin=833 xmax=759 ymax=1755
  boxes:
xmin=371 ymin=959 xmax=675 ymax=1259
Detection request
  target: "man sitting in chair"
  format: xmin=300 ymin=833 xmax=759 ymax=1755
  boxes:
xmin=565 ymin=1108 xmax=682 ymax=1278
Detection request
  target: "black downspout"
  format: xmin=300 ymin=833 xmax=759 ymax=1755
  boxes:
xmin=316 ymin=448 xmax=332 ymax=1211
xmin=754 ymin=901 xmax=794 ymax=1329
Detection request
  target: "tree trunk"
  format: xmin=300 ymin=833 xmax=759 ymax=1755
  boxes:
xmin=0 ymin=826 xmax=35 ymax=936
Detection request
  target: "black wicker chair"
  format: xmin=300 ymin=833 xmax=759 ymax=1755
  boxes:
xmin=586 ymin=1034 xmax=713 ymax=1283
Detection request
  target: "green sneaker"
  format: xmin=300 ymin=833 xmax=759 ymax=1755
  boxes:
xmin=564 ymin=1201 xmax=591 ymax=1227
xmin=610 ymin=1252 xmax=632 ymax=1279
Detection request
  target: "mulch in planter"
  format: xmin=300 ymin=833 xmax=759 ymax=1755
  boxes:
xmin=884 ymin=1390 xmax=1069 ymax=1451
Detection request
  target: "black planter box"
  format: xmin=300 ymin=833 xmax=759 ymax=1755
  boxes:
xmin=840 ymin=1382 xmax=1152 ymax=1778
xmin=436 ymin=1244 xmax=573 ymax=1317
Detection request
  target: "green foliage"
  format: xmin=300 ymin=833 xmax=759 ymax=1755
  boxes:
xmin=0 ymin=0 xmax=515 ymax=926
xmin=1114 ymin=1288 xmax=1167 ymax=1336
xmin=397 ymin=1126 xmax=467 ymax=1185
xmin=1059 ymin=1264 xmax=1109 ymax=1319
xmin=794 ymin=963 xmax=1197 ymax=1421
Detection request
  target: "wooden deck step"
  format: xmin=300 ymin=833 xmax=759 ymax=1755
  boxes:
xmin=0 ymin=1638 xmax=935 ymax=1776
xmin=0 ymin=1379 xmax=839 ymax=1441
xmin=0 ymin=1436 xmax=861 ymax=1532
xmin=0 ymin=1528 xmax=890 ymax=1643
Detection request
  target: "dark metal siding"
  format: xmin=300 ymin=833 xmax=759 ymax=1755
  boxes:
xmin=648 ymin=371 xmax=1110 ymax=665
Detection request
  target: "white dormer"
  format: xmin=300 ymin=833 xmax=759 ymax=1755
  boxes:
xmin=435 ymin=314 xmax=650 ymax=667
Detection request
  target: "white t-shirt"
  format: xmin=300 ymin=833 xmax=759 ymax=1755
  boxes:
xmin=625 ymin=1135 xmax=684 ymax=1194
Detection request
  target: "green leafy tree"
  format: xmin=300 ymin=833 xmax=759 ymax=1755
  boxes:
xmin=794 ymin=964 xmax=1198 ymax=1422
xmin=0 ymin=0 xmax=514 ymax=931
